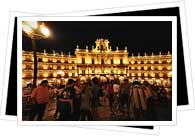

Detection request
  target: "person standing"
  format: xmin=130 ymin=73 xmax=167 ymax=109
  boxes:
xmin=119 ymin=79 xmax=130 ymax=115
xmin=91 ymin=77 xmax=99 ymax=120
xmin=54 ymin=85 xmax=65 ymax=119
xmin=30 ymin=80 xmax=50 ymax=121
xmin=80 ymin=82 xmax=92 ymax=121
xmin=58 ymin=79 xmax=75 ymax=121
xmin=107 ymin=80 xmax=114 ymax=114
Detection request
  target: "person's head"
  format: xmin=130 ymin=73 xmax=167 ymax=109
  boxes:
xmin=92 ymin=77 xmax=98 ymax=85
xmin=67 ymin=79 xmax=76 ymax=87
xmin=82 ymin=83 xmax=88 ymax=94
xmin=124 ymin=79 xmax=128 ymax=84
xmin=40 ymin=80 xmax=49 ymax=87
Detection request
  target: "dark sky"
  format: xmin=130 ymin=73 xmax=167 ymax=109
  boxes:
xmin=22 ymin=21 xmax=172 ymax=56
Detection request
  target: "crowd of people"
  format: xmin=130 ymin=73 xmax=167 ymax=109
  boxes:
xmin=26 ymin=77 xmax=172 ymax=121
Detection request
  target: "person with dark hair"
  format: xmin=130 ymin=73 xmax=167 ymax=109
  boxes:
xmin=91 ymin=77 xmax=99 ymax=120
xmin=58 ymin=79 xmax=75 ymax=121
xmin=73 ymin=80 xmax=82 ymax=121
xmin=99 ymin=83 xmax=104 ymax=105
xmin=54 ymin=85 xmax=65 ymax=119
xmin=80 ymin=82 xmax=92 ymax=121
xmin=30 ymin=80 xmax=49 ymax=121
xmin=107 ymin=80 xmax=114 ymax=114
xmin=119 ymin=79 xmax=130 ymax=116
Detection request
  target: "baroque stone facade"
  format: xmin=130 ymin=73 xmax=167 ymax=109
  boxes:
xmin=22 ymin=38 xmax=172 ymax=87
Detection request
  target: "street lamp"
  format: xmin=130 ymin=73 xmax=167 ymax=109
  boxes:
xmin=22 ymin=21 xmax=50 ymax=88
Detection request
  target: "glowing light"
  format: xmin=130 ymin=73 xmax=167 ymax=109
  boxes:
xmin=137 ymin=60 xmax=141 ymax=64
xmin=53 ymin=65 xmax=57 ymax=70
xmin=167 ymin=66 xmax=172 ymax=70
xmin=158 ymin=66 xmax=163 ymax=70
xmin=68 ymin=73 xmax=72 ymax=77
xmin=53 ymin=59 xmax=57 ymax=63
xmin=53 ymin=72 xmax=57 ymax=77
xmin=144 ymin=73 xmax=148 ymax=77
xmin=43 ymin=72 xmax=48 ymax=77
xmin=22 ymin=24 xmax=32 ymax=34
xmin=159 ymin=73 xmax=164 ymax=77
xmin=167 ymin=59 xmax=172 ymax=63
xmin=43 ymin=65 xmax=48 ymax=70
xmin=151 ymin=66 xmax=155 ymax=70
xmin=131 ymin=60 xmax=135 ymax=64
xmin=167 ymin=71 xmax=172 ymax=78
xmin=40 ymin=24 xmax=50 ymax=37
xmin=131 ymin=73 xmax=135 ymax=76
xmin=42 ymin=58 xmax=48 ymax=62
xmin=28 ymin=21 xmax=38 ymax=29
xmin=144 ymin=66 xmax=148 ymax=70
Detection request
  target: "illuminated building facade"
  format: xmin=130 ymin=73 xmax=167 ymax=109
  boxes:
xmin=22 ymin=38 xmax=172 ymax=87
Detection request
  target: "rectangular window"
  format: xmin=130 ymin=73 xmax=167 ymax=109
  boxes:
xmin=111 ymin=59 xmax=113 ymax=64
xmin=120 ymin=59 xmax=123 ymax=64
xmin=82 ymin=58 xmax=85 ymax=64
xmin=101 ymin=59 xmax=104 ymax=64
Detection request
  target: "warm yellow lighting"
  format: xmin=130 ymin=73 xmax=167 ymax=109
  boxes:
xmin=68 ymin=73 xmax=72 ymax=77
xmin=159 ymin=73 xmax=164 ymax=77
xmin=138 ymin=73 xmax=141 ymax=77
xmin=144 ymin=73 xmax=148 ymax=77
xmin=131 ymin=73 xmax=135 ymax=76
xmin=22 ymin=56 xmax=26 ymax=61
xmin=144 ymin=66 xmax=148 ymax=70
xmin=53 ymin=72 xmax=57 ymax=77
xmin=53 ymin=58 xmax=57 ymax=63
xmin=40 ymin=24 xmax=50 ymax=37
xmin=143 ymin=60 xmax=148 ymax=64
xmin=43 ymin=72 xmax=48 ymax=77
xmin=158 ymin=66 xmax=163 ymax=70
xmin=151 ymin=66 xmax=155 ymax=70
xmin=137 ymin=60 xmax=141 ymax=64
xmin=131 ymin=60 xmax=135 ymax=64
xmin=61 ymin=59 xmax=65 ymax=63
xmin=28 ymin=21 xmax=38 ymax=29
xmin=22 ymin=73 xmax=26 ymax=78
xmin=22 ymin=24 xmax=32 ymax=34
xmin=43 ymin=65 xmax=48 ymax=70
xmin=167 ymin=59 xmax=172 ymax=63
xmin=53 ymin=65 xmax=57 ymax=70
xmin=167 ymin=66 xmax=172 ymax=70
xmin=42 ymin=58 xmax=48 ymax=62
xmin=61 ymin=65 xmax=65 ymax=69
xmin=22 ymin=64 xmax=26 ymax=69
xmin=167 ymin=71 xmax=172 ymax=78
xmin=150 ymin=72 xmax=155 ymax=77
xmin=158 ymin=60 xmax=162 ymax=64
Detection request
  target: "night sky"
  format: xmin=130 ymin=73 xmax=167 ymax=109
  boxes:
xmin=22 ymin=21 xmax=172 ymax=56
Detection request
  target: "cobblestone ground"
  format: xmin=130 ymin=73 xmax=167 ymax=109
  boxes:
xmin=42 ymin=98 xmax=132 ymax=121
xmin=25 ymin=97 xmax=171 ymax=121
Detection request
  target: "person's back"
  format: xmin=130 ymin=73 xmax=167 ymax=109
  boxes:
xmin=107 ymin=83 xmax=113 ymax=95
xmin=91 ymin=84 xmax=99 ymax=99
xmin=32 ymin=85 xmax=49 ymax=104
xmin=30 ymin=80 xmax=49 ymax=121
xmin=81 ymin=88 xmax=91 ymax=110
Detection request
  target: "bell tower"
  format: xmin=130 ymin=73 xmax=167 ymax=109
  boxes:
xmin=95 ymin=38 xmax=109 ymax=51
